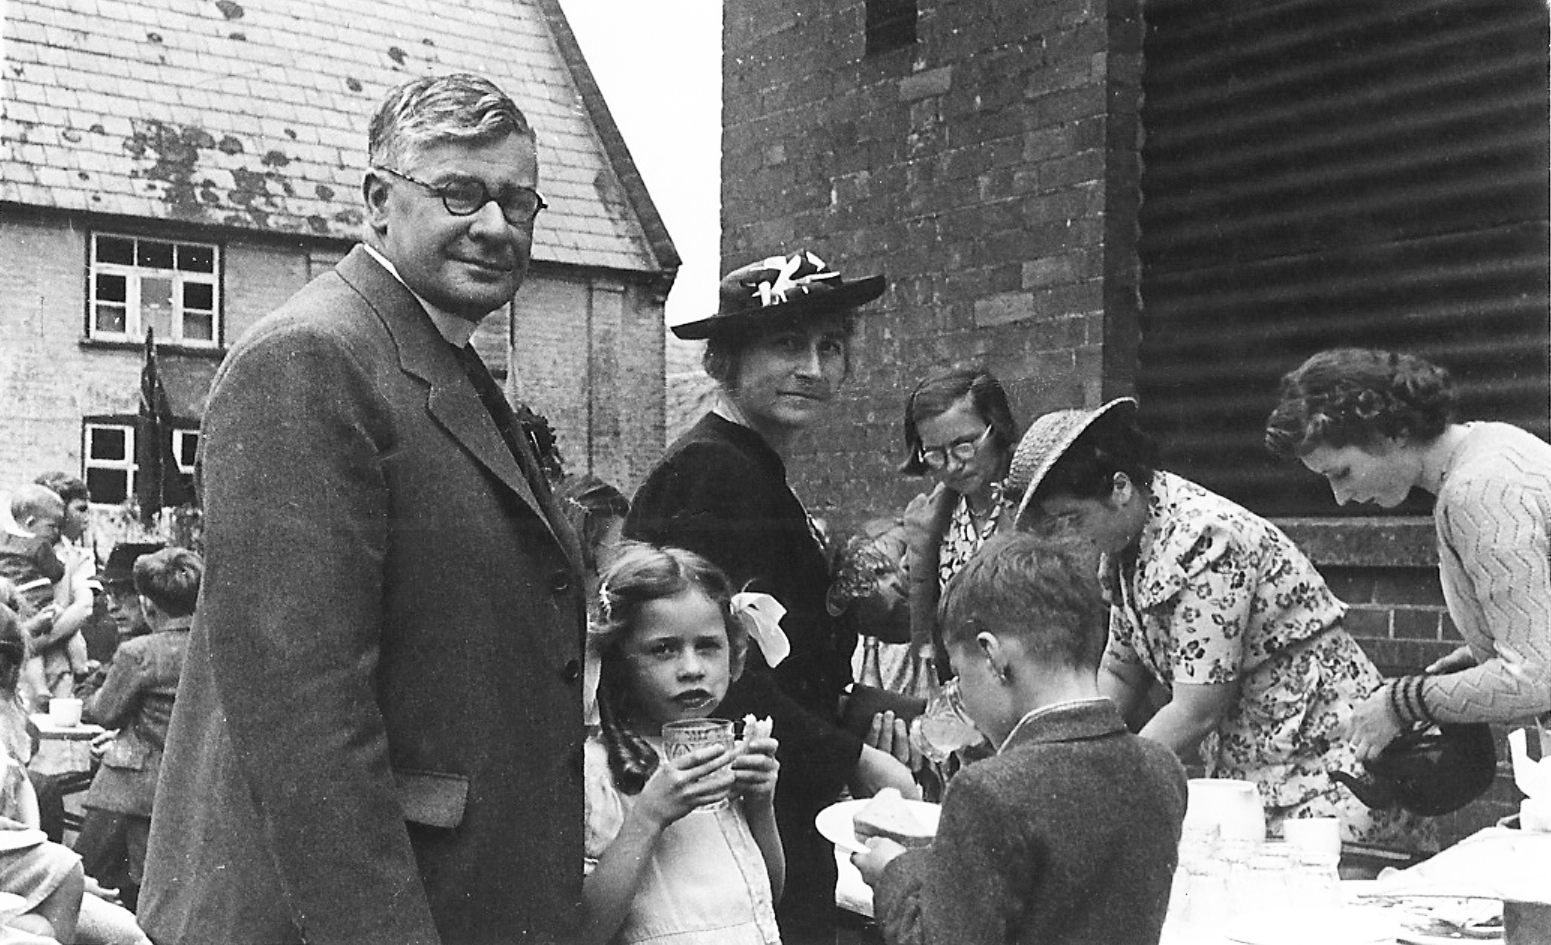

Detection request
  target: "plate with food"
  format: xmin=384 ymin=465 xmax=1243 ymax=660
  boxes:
xmin=816 ymin=787 xmax=939 ymax=855
xmin=1353 ymin=893 xmax=1503 ymax=943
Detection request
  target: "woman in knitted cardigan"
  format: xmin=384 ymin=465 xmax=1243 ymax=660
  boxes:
xmin=1267 ymin=348 xmax=1551 ymax=760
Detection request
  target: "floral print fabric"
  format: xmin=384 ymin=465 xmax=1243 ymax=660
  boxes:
xmin=935 ymin=483 xmax=1014 ymax=591
xmin=1102 ymin=472 xmax=1429 ymax=848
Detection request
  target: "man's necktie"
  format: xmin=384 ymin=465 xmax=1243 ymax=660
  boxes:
xmin=454 ymin=343 xmax=551 ymax=499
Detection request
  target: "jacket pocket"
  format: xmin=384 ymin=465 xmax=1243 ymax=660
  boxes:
xmin=393 ymin=768 xmax=469 ymax=829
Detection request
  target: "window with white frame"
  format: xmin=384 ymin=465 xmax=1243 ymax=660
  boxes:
xmin=83 ymin=421 xmax=135 ymax=505
xmin=172 ymin=429 xmax=200 ymax=475
xmin=81 ymin=421 xmax=200 ymax=505
xmin=89 ymin=234 xmax=221 ymax=346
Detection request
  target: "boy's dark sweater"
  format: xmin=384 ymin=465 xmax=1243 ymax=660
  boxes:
xmin=873 ymin=699 xmax=1188 ymax=945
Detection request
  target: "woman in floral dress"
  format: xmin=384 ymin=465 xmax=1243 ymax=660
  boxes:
xmin=1007 ymin=397 xmax=1426 ymax=849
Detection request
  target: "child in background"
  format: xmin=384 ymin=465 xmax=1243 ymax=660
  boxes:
xmin=852 ymin=535 xmax=1188 ymax=945
xmin=581 ymin=543 xmax=783 ymax=945
xmin=34 ymin=473 xmax=99 ymax=692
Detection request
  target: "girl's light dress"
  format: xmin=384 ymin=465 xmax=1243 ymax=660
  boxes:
xmin=583 ymin=736 xmax=781 ymax=945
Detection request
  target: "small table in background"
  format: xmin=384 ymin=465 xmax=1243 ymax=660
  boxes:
xmin=25 ymin=714 xmax=104 ymax=776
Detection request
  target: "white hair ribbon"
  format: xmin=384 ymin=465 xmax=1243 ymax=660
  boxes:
xmin=732 ymin=591 xmax=790 ymax=668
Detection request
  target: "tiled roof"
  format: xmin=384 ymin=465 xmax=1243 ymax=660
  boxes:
xmin=0 ymin=0 xmax=676 ymax=275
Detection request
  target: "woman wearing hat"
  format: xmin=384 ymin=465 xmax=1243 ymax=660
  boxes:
xmin=625 ymin=250 xmax=915 ymax=942
xmin=1008 ymin=398 xmax=1425 ymax=847
xmin=1266 ymin=349 xmax=1551 ymax=762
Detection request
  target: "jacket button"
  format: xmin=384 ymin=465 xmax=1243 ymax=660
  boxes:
xmin=562 ymin=659 xmax=582 ymax=683
xmin=549 ymin=570 xmax=572 ymax=594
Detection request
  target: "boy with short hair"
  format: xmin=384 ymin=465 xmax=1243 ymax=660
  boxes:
xmin=852 ymin=534 xmax=1188 ymax=945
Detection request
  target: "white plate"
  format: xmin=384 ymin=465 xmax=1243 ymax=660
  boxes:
xmin=815 ymin=797 xmax=940 ymax=855
xmin=1223 ymin=910 xmax=1396 ymax=945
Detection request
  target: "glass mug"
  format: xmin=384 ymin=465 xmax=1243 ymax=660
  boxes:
xmin=660 ymin=718 xmax=736 ymax=811
xmin=909 ymin=678 xmax=985 ymax=764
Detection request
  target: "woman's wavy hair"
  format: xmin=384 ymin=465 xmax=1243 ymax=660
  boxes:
xmin=1035 ymin=408 xmax=1160 ymax=504
xmin=898 ymin=367 xmax=1020 ymax=476
xmin=591 ymin=542 xmax=749 ymax=795
xmin=1265 ymin=348 xmax=1456 ymax=458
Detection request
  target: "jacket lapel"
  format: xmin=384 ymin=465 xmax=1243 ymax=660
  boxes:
xmin=335 ymin=248 xmax=569 ymax=554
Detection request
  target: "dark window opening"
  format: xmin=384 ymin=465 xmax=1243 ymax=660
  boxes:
xmin=865 ymin=0 xmax=916 ymax=56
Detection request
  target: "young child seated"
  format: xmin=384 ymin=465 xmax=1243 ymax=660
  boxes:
xmin=852 ymin=534 xmax=1188 ymax=945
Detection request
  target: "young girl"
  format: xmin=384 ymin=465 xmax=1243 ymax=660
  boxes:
xmin=582 ymin=543 xmax=784 ymax=945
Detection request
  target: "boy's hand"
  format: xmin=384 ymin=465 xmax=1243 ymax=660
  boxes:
xmin=731 ymin=734 xmax=779 ymax=802
xmin=636 ymin=743 xmax=735 ymax=828
xmin=850 ymin=836 xmax=907 ymax=886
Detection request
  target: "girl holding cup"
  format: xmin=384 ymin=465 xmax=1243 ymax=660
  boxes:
xmin=581 ymin=543 xmax=783 ymax=945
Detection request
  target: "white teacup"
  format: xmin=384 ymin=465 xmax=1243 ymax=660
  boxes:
xmin=48 ymin=697 xmax=83 ymax=728
xmin=1186 ymin=778 xmax=1266 ymax=847
xmin=1283 ymin=816 xmax=1342 ymax=860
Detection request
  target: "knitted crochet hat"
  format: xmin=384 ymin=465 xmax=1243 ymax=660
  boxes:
xmin=1007 ymin=397 xmax=1137 ymax=528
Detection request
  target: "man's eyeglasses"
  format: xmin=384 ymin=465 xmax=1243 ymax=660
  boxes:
xmin=918 ymin=426 xmax=993 ymax=470
xmin=374 ymin=166 xmax=548 ymax=225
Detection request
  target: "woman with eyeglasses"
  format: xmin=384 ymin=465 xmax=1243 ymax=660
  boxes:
xmin=898 ymin=368 xmax=1022 ymax=683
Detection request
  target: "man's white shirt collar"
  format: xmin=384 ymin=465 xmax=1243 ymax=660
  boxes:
xmin=361 ymin=243 xmax=481 ymax=348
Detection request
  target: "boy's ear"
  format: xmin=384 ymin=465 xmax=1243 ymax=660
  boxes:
xmin=975 ymin=631 xmax=1008 ymax=678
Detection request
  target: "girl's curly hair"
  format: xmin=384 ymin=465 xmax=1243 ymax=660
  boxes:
xmin=591 ymin=542 xmax=749 ymax=795
xmin=1266 ymin=348 xmax=1456 ymax=458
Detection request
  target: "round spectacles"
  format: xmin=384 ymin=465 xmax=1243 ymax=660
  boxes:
xmin=918 ymin=426 xmax=993 ymax=470
xmin=375 ymin=165 xmax=548 ymax=225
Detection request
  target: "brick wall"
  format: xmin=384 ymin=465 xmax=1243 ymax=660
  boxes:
xmin=508 ymin=266 xmax=666 ymax=496
xmin=722 ymin=0 xmax=1144 ymax=536
xmin=0 ymin=210 xmax=318 ymax=491
xmin=719 ymin=0 xmax=1520 ymax=846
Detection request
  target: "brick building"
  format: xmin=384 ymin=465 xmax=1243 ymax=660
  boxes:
xmin=0 ymin=0 xmax=677 ymax=517
xmin=721 ymin=0 xmax=1549 ymax=837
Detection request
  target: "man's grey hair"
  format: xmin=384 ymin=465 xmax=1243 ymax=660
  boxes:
xmin=368 ymin=73 xmax=534 ymax=171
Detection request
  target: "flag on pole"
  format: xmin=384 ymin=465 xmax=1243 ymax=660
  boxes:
xmin=135 ymin=327 xmax=193 ymax=525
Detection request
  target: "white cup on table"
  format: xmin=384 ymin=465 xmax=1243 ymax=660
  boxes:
xmin=1283 ymin=816 xmax=1341 ymax=861
xmin=47 ymin=697 xmax=83 ymax=728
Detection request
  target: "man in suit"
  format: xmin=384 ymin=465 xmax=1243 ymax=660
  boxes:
xmin=139 ymin=73 xmax=587 ymax=945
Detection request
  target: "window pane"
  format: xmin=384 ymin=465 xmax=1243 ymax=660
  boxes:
xmin=182 ymin=282 xmax=214 ymax=311
xmin=85 ymin=469 xmax=129 ymax=505
xmin=175 ymin=431 xmax=199 ymax=468
xmin=177 ymin=244 xmax=215 ymax=273
xmin=94 ymin=304 xmax=127 ymax=335
xmin=137 ymin=240 xmax=174 ymax=269
xmin=89 ymin=427 xmax=127 ymax=461
xmin=95 ymin=273 xmax=126 ymax=303
xmin=182 ymin=311 xmax=213 ymax=342
xmin=141 ymin=276 xmax=174 ymax=341
xmin=95 ymin=236 xmax=134 ymax=265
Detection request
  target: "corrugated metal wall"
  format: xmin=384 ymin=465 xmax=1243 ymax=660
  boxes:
xmin=1137 ymin=0 xmax=1550 ymax=516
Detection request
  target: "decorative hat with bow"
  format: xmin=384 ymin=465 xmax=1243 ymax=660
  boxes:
xmin=670 ymin=249 xmax=886 ymax=341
